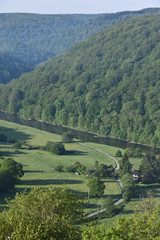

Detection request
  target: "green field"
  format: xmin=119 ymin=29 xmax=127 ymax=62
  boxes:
xmin=0 ymin=119 xmax=160 ymax=226
xmin=0 ymin=120 xmax=122 ymax=213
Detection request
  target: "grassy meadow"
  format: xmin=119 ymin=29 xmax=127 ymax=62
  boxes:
xmin=1 ymin=119 xmax=159 ymax=225
xmin=0 ymin=120 xmax=122 ymax=213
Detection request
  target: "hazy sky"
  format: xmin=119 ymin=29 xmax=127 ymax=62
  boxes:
xmin=1 ymin=0 xmax=160 ymax=14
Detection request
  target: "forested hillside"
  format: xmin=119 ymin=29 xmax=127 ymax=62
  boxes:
xmin=0 ymin=53 xmax=33 ymax=84
xmin=0 ymin=8 xmax=160 ymax=83
xmin=1 ymin=13 xmax=160 ymax=146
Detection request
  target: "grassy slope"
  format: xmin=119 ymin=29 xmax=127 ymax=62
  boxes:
xmin=0 ymin=120 xmax=122 ymax=213
xmin=1 ymin=119 xmax=159 ymax=227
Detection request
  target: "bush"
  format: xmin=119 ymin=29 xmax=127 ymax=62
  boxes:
xmin=61 ymin=132 xmax=74 ymax=143
xmin=115 ymin=150 xmax=122 ymax=157
xmin=0 ymin=157 xmax=24 ymax=193
xmin=65 ymin=165 xmax=76 ymax=172
xmin=66 ymin=162 xmax=86 ymax=174
xmin=12 ymin=140 xmax=22 ymax=149
xmin=55 ymin=165 xmax=64 ymax=172
xmin=42 ymin=141 xmax=66 ymax=155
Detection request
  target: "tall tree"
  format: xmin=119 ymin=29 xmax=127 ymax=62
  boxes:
xmin=119 ymin=153 xmax=132 ymax=175
xmin=139 ymin=152 xmax=160 ymax=183
xmin=87 ymin=176 xmax=105 ymax=197
xmin=0 ymin=157 xmax=24 ymax=193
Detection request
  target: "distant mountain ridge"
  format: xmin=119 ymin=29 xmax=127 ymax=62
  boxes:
xmin=0 ymin=8 xmax=160 ymax=83
xmin=1 ymin=13 xmax=160 ymax=146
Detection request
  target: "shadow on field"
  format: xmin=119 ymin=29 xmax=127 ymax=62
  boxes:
xmin=24 ymin=170 xmax=46 ymax=173
xmin=133 ymin=184 xmax=160 ymax=200
xmin=0 ymin=126 xmax=31 ymax=142
xmin=19 ymin=179 xmax=83 ymax=186
xmin=0 ymin=150 xmax=27 ymax=158
xmin=66 ymin=150 xmax=87 ymax=156
xmin=0 ymin=187 xmax=32 ymax=212
xmin=68 ymin=189 xmax=88 ymax=198
xmin=103 ymin=194 xmax=121 ymax=201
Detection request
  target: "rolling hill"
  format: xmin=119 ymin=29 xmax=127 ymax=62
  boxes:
xmin=0 ymin=13 xmax=160 ymax=146
xmin=0 ymin=8 xmax=160 ymax=83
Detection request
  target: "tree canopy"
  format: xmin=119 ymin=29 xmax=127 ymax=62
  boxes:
xmin=139 ymin=152 xmax=160 ymax=183
xmin=87 ymin=176 xmax=105 ymax=197
xmin=0 ymin=157 xmax=24 ymax=193
xmin=0 ymin=9 xmax=160 ymax=83
xmin=82 ymin=195 xmax=160 ymax=239
xmin=0 ymin=187 xmax=84 ymax=240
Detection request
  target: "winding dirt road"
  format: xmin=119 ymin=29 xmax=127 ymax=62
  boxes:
xmin=79 ymin=142 xmax=124 ymax=218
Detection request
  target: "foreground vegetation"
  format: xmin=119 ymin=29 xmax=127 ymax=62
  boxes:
xmin=0 ymin=186 xmax=160 ymax=239
xmin=0 ymin=120 xmax=160 ymax=238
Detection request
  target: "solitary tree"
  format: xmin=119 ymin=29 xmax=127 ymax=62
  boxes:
xmin=119 ymin=153 xmax=132 ymax=175
xmin=115 ymin=150 xmax=122 ymax=157
xmin=87 ymin=176 xmax=105 ymax=197
xmin=139 ymin=152 xmax=160 ymax=183
xmin=0 ymin=157 xmax=24 ymax=193
xmin=122 ymin=173 xmax=135 ymax=201
xmin=61 ymin=132 xmax=74 ymax=143
xmin=103 ymin=196 xmax=115 ymax=217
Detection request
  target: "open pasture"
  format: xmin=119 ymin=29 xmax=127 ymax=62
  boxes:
xmin=0 ymin=120 xmax=122 ymax=212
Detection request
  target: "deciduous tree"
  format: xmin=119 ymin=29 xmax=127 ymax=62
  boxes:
xmin=0 ymin=187 xmax=84 ymax=240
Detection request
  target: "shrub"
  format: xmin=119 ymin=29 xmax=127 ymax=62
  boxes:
xmin=61 ymin=132 xmax=74 ymax=143
xmin=55 ymin=165 xmax=64 ymax=172
xmin=12 ymin=140 xmax=22 ymax=149
xmin=42 ymin=141 xmax=66 ymax=155
xmin=115 ymin=150 xmax=122 ymax=157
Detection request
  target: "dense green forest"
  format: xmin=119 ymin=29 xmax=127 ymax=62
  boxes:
xmin=0 ymin=53 xmax=33 ymax=84
xmin=1 ymin=13 xmax=160 ymax=146
xmin=0 ymin=8 xmax=160 ymax=83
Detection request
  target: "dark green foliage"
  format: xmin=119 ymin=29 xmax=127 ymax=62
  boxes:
xmin=93 ymin=163 xmax=113 ymax=177
xmin=0 ymin=157 xmax=24 ymax=193
xmin=139 ymin=152 xmax=160 ymax=183
xmin=42 ymin=141 xmax=66 ymax=155
xmin=12 ymin=140 xmax=22 ymax=149
xmin=124 ymin=148 xmax=143 ymax=158
xmin=0 ymin=133 xmax=7 ymax=142
xmin=102 ymin=196 xmax=115 ymax=217
xmin=55 ymin=165 xmax=64 ymax=172
xmin=1 ymin=14 xmax=160 ymax=146
xmin=87 ymin=176 xmax=105 ymax=197
xmin=61 ymin=131 xmax=74 ymax=143
xmin=0 ymin=53 xmax=33 ymax=84
xmin=115 ymin=150 xmax=122 ymax=157
xmin=134 ymin=148 xmax=143 ymax=158
xmin=66 ymin=162 xmax=86 ymax=174
xmin=1 ymin=9 xmax=159 ymax=83
xmin=76 ymin=163 xmax=86 ymax=175
xmin=119 ymin=153 xmax=132 ymax=175
xmin=122 ymin=173 xmax=135 ymax=201
xmin=65 ymin=165 xmax=77 ymax=173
